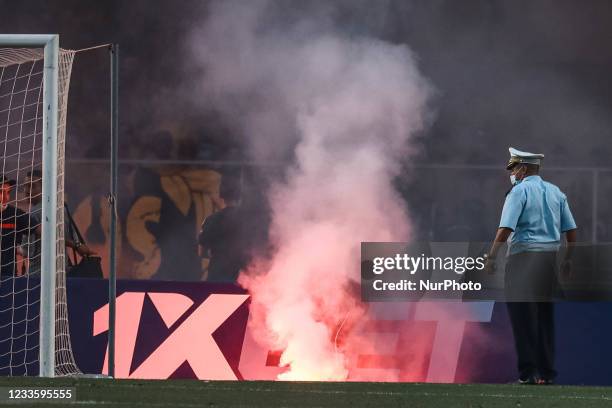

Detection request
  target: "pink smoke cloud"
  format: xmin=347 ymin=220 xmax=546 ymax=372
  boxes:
xmin=192 ymin=0 xmax=433 ymax=381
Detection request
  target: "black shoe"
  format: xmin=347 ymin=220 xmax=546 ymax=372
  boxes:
xmin=538 ymin=378 xmax=554 ymax=385
xmin=518 ymin=375 xmax=538 ymax=385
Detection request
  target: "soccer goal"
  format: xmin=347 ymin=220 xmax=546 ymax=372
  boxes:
xmin=0 ymin=34 xmax=79 ymax=377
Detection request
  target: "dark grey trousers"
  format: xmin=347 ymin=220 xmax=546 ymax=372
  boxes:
xmin=505 ymin=251 xmax=558 ymax=380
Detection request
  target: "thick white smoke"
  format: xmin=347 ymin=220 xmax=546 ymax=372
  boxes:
xmin=192 ymin=0 xmax=432 ymax=380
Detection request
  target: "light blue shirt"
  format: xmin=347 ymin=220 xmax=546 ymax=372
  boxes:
xmin=499 ymin=175 xmax=577 ymax=255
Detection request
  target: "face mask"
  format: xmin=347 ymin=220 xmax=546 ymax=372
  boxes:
xmin=510 ymin=166 xmax=526 ymax=185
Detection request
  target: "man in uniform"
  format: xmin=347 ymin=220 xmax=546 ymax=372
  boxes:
xmin=485 ymin=147 xmax=577 ymax=385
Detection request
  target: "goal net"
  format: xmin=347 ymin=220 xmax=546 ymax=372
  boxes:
xmin=0 ymin=42 xmax=80 ymax=376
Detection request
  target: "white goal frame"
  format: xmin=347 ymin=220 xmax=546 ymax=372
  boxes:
xmin=0 ymin=34 xmax=60 ymax=378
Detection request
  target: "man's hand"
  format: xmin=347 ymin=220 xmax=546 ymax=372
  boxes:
xmin=484 ymin=255 xmax=496 ymax=275
xmin=484 ymin=228 xmax=513 ymax=275
xmin=561 ymin=229 xmax=577 ymax=280
xmin=560 ymin=259 xmax=573 ymax=279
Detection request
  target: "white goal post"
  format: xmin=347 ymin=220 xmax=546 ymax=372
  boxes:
xmin=0 ymin=34 xmax=76 ymax=377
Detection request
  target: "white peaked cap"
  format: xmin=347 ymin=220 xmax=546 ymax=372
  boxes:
xmin=507 ymin=147 xmax=544 ymax=169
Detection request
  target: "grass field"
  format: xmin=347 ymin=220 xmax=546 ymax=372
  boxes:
xmin=0 ymin=378 xmax=611 ymax=407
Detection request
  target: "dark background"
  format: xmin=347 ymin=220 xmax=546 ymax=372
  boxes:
xmin=1 ymin=0 xmax=611 ymax=279
xmin=3 ymin=0 xmax=612 ymax=164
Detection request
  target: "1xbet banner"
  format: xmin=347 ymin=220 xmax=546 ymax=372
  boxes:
xmin=66 ymin=278 xmax=612 ymax=385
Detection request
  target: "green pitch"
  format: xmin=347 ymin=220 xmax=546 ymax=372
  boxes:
xmin=0 ymin=377 xmax=611 ymax=407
